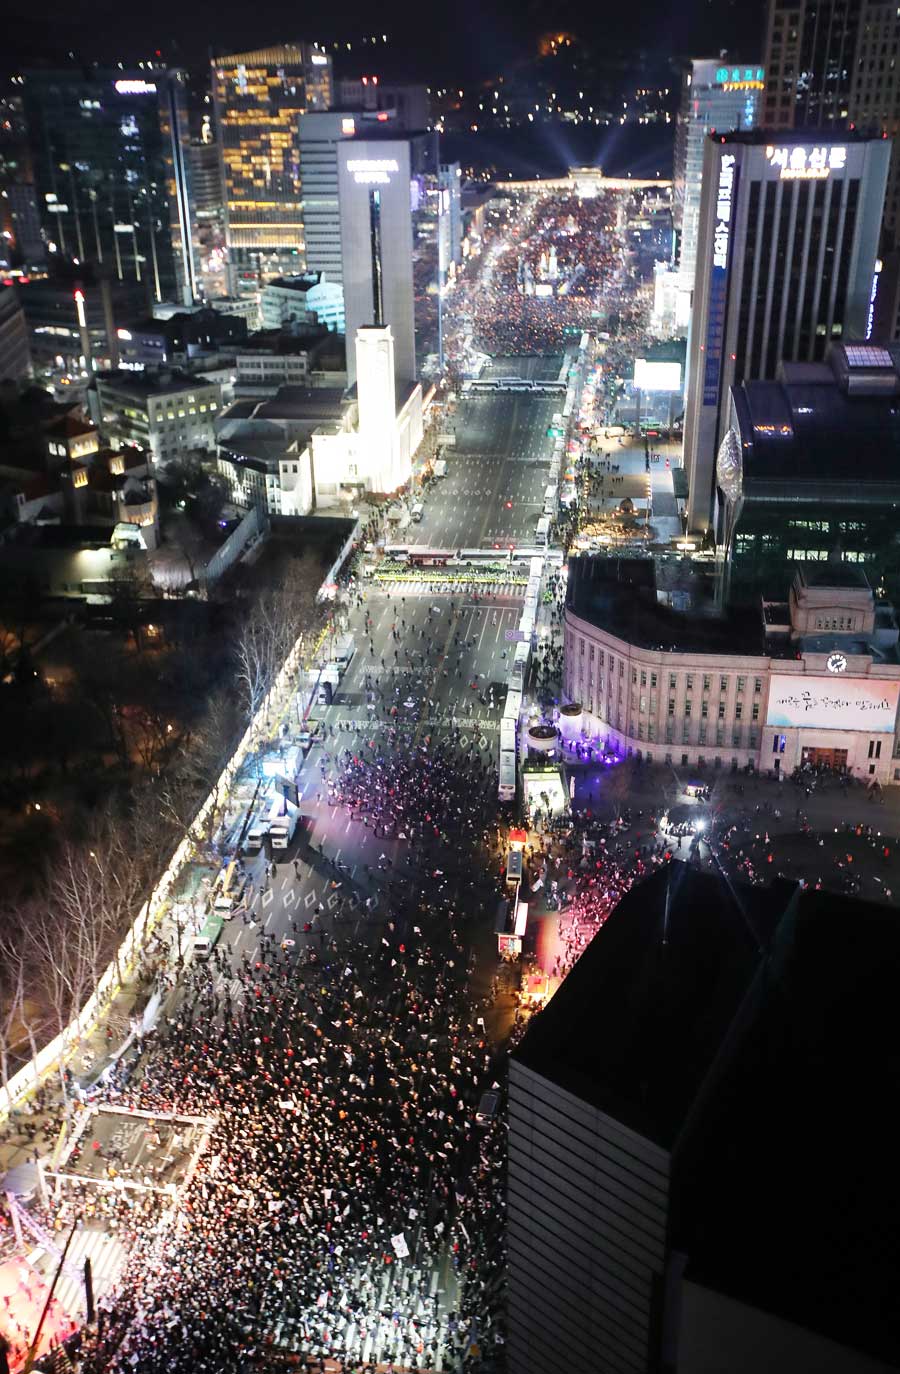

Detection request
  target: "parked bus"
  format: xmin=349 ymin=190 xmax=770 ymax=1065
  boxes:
xmin=407 ymin=547 xmax=453 ymax=568
xmin=535 ymin=516 xmax=550 ymax=546
xmin=499 ymin=755 xmax=517 ymax=802
xmin=193 ymin=911 xmax=225 ymax=959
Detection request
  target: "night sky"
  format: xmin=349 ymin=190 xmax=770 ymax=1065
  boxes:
xmin=3 ymin=0 xmax=762 ymax=80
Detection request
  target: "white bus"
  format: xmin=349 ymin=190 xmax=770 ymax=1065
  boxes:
xmin=504 ymin=688 xmax=522 ymax=721
xmin=499 ymin=754 xmax=517 ymax=802
xmin=500 ymin=720 xmax=517 ymax=755
xmin=535 ymin=516 xmax=550 ymax=546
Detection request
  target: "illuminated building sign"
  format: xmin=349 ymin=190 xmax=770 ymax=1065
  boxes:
xmin=766 ymin=145 xmax=846 ymax=179
xmin=341 ymin=117 xmax=356 ymax=136
xmin=703 ymin=153 xmax=737 ymax=407
xmin=347 ymin=157 xmax=399 ymax=185
xmin=310 ymin=54 xmax=329 ymax=65
xmin=767 ymin=675 xmax=900 ymax=733
xmin=114 ymin=79 xmax=157 ymax=95
xmin=716 ymin=66 xmax=764 ymax=89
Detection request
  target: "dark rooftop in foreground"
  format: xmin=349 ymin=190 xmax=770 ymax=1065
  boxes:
xmin=514 ymin=863 xmax=782 ymax=1149
xmin=514 ymin=863 xmax=900 ymax=1367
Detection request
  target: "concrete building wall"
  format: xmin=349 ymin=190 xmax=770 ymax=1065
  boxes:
xmin=507 ymin=1057 xmax=670 ymax=1374
xmin=564 ymin=607 xmax=900 ymax=784
xmin=683 ymin=134 xmax=889 ymax=530
xmin=338 ymin=139 xmax=415 ymax=386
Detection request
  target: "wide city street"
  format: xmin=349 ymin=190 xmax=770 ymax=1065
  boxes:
xmin=3 ymin=184 xmax=900 ymax=1374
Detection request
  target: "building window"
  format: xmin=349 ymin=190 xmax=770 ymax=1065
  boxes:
xmin=632 ymin=667 xmax=637 ymax=685
xmin=640 ymin=670 xmax=647 ymax=687
xmin=684 ymin=700 xmax=692 ymax=717
xmin=686 ymin=674 xmax=693 ymax=689
xmin=703 ymin=675 xmax=711 ymax=692
xmin=701 ymin=700 xmax=709 ymax=719
xmin=668 ymin=698 xmax=676 ymax=716
xmin=737 ymin=676 xmax=745 ymax=693
xmin=650 ymin=672 xmax=657 ymax=688
xmin=669 ymin=673 xmax=677 ymax=689
xmin=720 ymin=676 xmax=728 ymax=693
xmin=754 ymin=677 xmax=762 ymax=693
xmin=752 ymin=702 xmax=760 ymax=721
xmin=735 ymin=702 xmax=743 ymax=720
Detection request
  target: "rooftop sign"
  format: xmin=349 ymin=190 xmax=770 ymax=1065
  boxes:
xmin=766 ymin=145 xmax=846 ymax=179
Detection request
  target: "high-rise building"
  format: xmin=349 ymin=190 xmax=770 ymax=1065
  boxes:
xmin=336 ymin=78 xmax=430 ymax=131
xmin=683 ymin=129 xmax=889 ymax=531
xmin=338 ymin=138 xmax=415 ymax=387
xmin=298 ymin=110 xmax=359 ymax=287
xmin=211 ymin=44 xmax=333 ymax=294
xmin=673 ymin=60 xmax=764 ymax=309
xmin=0 ymin=86 xmax=44 ymax=269
xmin=21 ymin=66 xmax=198 ymax=306
xmin=438 ymin=162 xmax=463 ymax=269
xmin=761 ymin=0 xmax=860 ymax=129
xmin=0 ymin=284 xmax=31 ymax=382
xmin=762 ymin=0 xmax=900 ymax=269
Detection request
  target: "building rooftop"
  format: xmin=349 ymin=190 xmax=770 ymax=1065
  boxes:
xmin=566 ymin=555 xmax=768 ymax=657
xmin=43 ymin=414 xmax=97 ymax=441
xmin=514 ymin=863 xmax=782 ymax=1149
xmin=235 ymin=330 xmax=323 ymax=357
xmin=729 ymin=343 xmax=900 ymax=497
xmin=254 ymin=386 xmax=346 ymax=422
xmin=96 ymin=369 xmax=217 ymax=398
xmin=673 ymin=886 xmax=900 ymax=1368
xmin=714 ymin=127 xmax=886 ymax=146
xmin=515 ymin=864 xmax=900 ymax=1365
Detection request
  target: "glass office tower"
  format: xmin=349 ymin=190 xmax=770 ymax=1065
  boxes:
xmin=22 ymin=65 xmax=197 ymax=305
xmin=212 ymin=44 xmax=333 ymax=294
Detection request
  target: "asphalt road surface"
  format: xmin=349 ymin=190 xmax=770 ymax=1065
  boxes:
xmin=212 ymin=591 xmax=525 ymax=981
xmin=479 ymin=354 xmax=564 ymax=381
xmin=415 ymin=390 xmax=560 ymax=549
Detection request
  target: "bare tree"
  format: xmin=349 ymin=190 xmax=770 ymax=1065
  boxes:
xmin=235 ymin=557 xmax=321 ymax=726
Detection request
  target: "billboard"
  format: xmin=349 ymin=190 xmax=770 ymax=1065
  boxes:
xmin=634 ymin=359 xmax=682 ymax=392
xmin=766 ymin=675 xmax=900 ymax=733
xmin=703 ymin=152 xmax=737 ymax=407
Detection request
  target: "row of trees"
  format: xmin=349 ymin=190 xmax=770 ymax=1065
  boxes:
xmin=0 ymin=551 xmax=325 ymax=1103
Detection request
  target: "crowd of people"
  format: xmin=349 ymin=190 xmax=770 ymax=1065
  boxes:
xmin=13 ymin=597 xmax=513 ymax=1374
xmin=468 ymin=194 xmax=620 ymax=355
xmin=58 ymin=914 xmax=506 ymax=1373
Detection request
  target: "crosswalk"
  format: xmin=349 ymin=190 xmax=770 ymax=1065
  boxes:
xmin=30 ymin=1224 xmax=128 ymax=1323
xmin=375 ymin=579 xmax=526 ymax=598
xmin=264 ymin=1245 xmax=456 ymax=1369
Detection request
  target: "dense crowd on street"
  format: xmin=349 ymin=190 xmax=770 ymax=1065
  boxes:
xmin=63 ymin=915 xmax=506 ymax=1374
xmin=466 ymin=194 xmax=619 ymax=355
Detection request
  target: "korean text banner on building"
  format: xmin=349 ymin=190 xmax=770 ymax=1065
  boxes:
xmin=766 ymin=676 xmax=900 ymax=733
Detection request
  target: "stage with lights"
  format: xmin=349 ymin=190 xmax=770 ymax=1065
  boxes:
xmin=0 ymin=1257 xmax=77 ymax=1373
